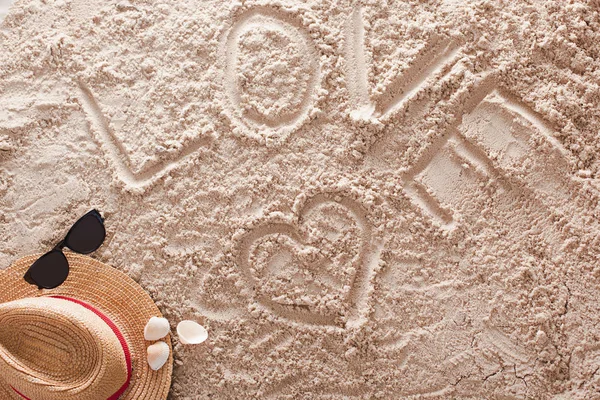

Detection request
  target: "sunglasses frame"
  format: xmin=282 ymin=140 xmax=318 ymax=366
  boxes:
xmin=23 ymin=209 xmax=106 ymax=289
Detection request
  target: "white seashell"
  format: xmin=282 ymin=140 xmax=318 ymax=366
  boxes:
xmin=176 ymin=320 xmax=208 ymax=345
xmin=147 ymin=341 xmax=170 ymax=371
xmin=144 ymin=317 xmax=170 ymax=341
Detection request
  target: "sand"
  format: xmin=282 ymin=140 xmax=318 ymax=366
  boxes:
xmin=1 ymin=0 xmax=600 ymax=398
xmin=0 ymin=1 xmax=11 ymax=23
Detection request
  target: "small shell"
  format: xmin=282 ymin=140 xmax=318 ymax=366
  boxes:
xmin=147 ymin=341 xmax=170 ymax=371
xmin=144 ymin=317 xmax=170 ymax=341
xmin=177 ymin=320 xmax=208 ymax=345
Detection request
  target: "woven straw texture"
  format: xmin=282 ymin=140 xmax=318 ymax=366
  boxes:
xmin=0 ymin=253 xmax=173 ymax=400
xmin=0 ymin=297 xmax=129 ymax=399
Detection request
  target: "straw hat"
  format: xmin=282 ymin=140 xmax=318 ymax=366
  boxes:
xmin=0 ymin=253 xmax=173 ymax=400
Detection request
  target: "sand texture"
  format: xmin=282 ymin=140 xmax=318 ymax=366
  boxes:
xmin=1 ymin=0 xmax=600 ymax=398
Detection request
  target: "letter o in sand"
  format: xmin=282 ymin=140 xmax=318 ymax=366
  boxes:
xmin=220 ymin=8 xmax=321 ymax=144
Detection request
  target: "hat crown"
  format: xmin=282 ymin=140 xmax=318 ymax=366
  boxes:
xmin=0 ymin=296 xmax=129 ymax=400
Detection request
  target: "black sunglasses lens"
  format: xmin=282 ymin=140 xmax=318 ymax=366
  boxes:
xmin=64 ymin=210 xmax=106 ymax=254
xmin=24 ymin=250 xmax=69 ymax=289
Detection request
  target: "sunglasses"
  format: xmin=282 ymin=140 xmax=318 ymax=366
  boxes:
xmin=24 ymin=209 xmax=106 ymax=289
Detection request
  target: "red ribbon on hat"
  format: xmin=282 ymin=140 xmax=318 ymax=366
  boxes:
xmin=11 ymin=296 xmax=132 ymax=400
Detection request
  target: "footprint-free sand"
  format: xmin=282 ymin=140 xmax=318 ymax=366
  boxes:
xmin=1 ymin=0 xmax=600 ymax=398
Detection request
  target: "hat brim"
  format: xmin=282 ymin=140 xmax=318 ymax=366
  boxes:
xmin=0 ymin=252 xmax=173 ymax=400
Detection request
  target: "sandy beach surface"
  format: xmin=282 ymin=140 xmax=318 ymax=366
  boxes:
xmin=1 ymin=0 xmax=600 ymax=398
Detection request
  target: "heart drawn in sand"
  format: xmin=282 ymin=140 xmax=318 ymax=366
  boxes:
xmin=236 ymin=193 xmax=374 ymax=328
